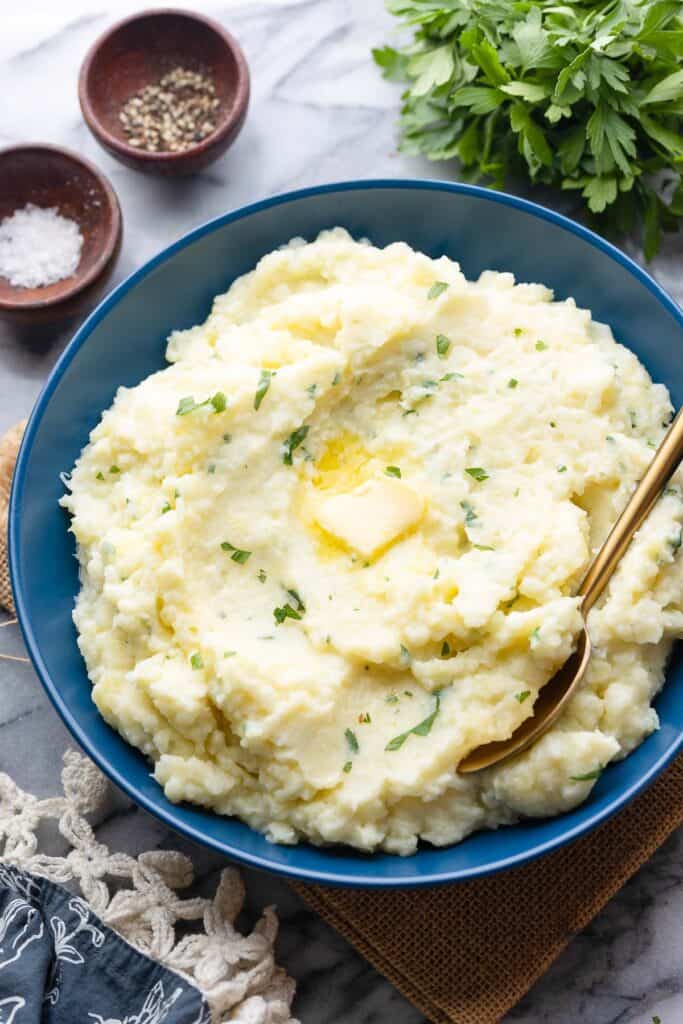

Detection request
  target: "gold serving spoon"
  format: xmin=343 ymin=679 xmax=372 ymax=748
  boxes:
xmin=459 ymin=408 xmax=683 ymax=774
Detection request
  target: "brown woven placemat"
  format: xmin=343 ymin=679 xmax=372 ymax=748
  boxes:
xmin=2 ymin=419 xmax=682 ymax=1023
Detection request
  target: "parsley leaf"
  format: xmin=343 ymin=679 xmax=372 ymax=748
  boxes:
xmin=282 ymin=425 xmax=309 ymax=465
xmin=274 ymin=603 xmax=302 ymax=624
xmin=385 ymin=465 xmax=402 ymax=478
xmin=345 ymin=728 xmax=359 ymax=754
xmin=515 ymin=690 xmax=531 ymax=703
xmin=376 ymin=2 xmax=683 ymax=258
xmin=254 ymin=369 xmax=274 ymax=410
xmin=465 ymin=466 xmax=489 ymax=482
xmin=436 ymin=333 xmax=451 ymax=358
xmin=460 ymin=500 xmax=478 ymax=526
xmin=386 ymin=690 xmax=443 ymax=751
xmin=221 ymin=541 xmax=252 ymax=564
xmin=343 ymin=760 xmax=353 ymax=773
xmin=570 ymin=767 xmax=604 ymax=782
xmin=427 ymin=281 xmax=448 ymax=300
xmin=190 ymin=652 xmax=203 ymax=670
xmin=176 ymin=392 xmax=226 ymax=416
xmin=286 ymin=588 xmax=306 ymax=612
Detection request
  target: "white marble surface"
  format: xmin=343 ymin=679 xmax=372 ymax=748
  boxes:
xmin=1 ymin=3 xmax=682 ymax=1022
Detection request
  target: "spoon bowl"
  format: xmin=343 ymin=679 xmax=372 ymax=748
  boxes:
xmin=460 ymin=406 xmax=683 ymax=774
xmin=459 ymin=630 xmax=592 ymax=773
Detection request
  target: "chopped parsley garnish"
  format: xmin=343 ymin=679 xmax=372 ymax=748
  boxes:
xmin=386 ymin=690 xmax=443 ymax=751
xmin=207 ymin=463 xmax=216 ymax=474
xmin=436 ymin=333 xmax=451 ymax=358
xmin=433 ymin=568 xmax=440 ymax=579
xmin=400 ymin=644 xmax=412 ymax=664
xmin=358 ymin=712 xmax=371 ymax=724
xmin=513 ymin=328 xmax=523 ymax=337
xmin=286 ymin=588 xmax=306 ymax=613
xmin=109 ymin=465 xmax=120 ymax=474
xmin=282 ymin=425 xmax=309 ymax=465
xmin=557 ymin=465 xmax=567 ymax=473
xmin=421 ymin=379 xmax=439 ymax=392
xmin=221 ymin=541 xmax=252 ymax=564
xmin=332 ymin=371 xmax=341 ymax=386
xmin=161 ymin=501 xmax=171 ymax=514
xmin=570 ymin=767 xmax=603 ymax=782
xmin=515 ymin=690 xmax=531 ymax=704
xmin=385 ymin=465 xmax=402 ymax=478
xmin=386 ymin=692 xmax=399 ymax=704
xmin=460 ymin=500 xmax=477 ymax=526
xmin=96 ymin=472 xmax=104 ymax=480
xmin=274 ymin=603 xmax=302 ymax=624
xmin=254 ymin=369 xmax=274 ymax=410
xmin=306 ymin=382 xmax=317 ymax=398
xmin=427 ymin=281 xmax=448 ymax=300
xmin=473 ymin=544 xmax=495 ymax=551
xmin=440 ymin=372 xmax=463 ymax=382
xmin=257 ymin=569 xmax=267 ymax=583
xmin=223 ymin=433 xmax=232 ymax=443
xmin=668 ymin=529 xmax=682 ymax=553
xmin=343 ymin=760 xmax=353 ymax=773
xmin=550 ymin=421 xmax=557 ymax=428
xmin=441 ymin=640 xmax=450 ymax=657
xmin=345 ymin=728 xmax=359 ymax=754
xmin=190 ymin=652 xmax=203 ymax=670
xmin=535 ymin=340 xmax=548 ymax=352
xmin=513 ymin=487 xmax=520 ymax=498
xmin=529 ymin=626 xmax=541 ymax=647
xmin=508 ymin=378 xmax=518 ymax=389
xmin=465 ymin=467 xmax=488 ymax=482
xmin=176 ymin=392 xmax=226 ymax=416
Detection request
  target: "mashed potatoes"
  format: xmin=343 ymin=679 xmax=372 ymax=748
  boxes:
xmin=61 ymin=229 xmax=683 ymax=854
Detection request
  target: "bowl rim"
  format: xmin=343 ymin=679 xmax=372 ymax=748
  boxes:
xmin=0 ymin=143 xmax=122 ymax=311
xmin=9 ymin=177 xmax=683 ymax=887
xmin=78 ymin=7 xmax=250 ymax=168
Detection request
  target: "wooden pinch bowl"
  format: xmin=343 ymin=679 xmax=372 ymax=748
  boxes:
xmin=78 ymin=9 xmax=250 ymax=176
xmin=0 ymin=144 xmax=122 ymax=325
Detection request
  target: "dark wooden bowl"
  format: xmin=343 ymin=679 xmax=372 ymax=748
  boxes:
xmin=78 ymin=9 xmax=250 ymax=176
xmin=0 ymin=144 xmax=122 ymax=324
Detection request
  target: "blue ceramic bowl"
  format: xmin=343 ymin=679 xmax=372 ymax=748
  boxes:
xmin=10 ymin=180 xmax=683 ymax=887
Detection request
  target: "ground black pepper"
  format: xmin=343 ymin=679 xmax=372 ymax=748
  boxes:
xmin=119 ymin=67 xmax=220 ymax=153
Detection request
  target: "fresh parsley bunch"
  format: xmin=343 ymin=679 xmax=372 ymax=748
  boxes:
xmin=374 ymin=0 xmax=683 ymax=258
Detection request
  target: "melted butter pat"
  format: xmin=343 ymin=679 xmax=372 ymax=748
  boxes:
xmin=316 ymin=477 xmax=425 ymax=558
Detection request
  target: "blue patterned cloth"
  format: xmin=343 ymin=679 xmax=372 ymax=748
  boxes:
xmin=0 ymin=864 xmax=209 ymax=1024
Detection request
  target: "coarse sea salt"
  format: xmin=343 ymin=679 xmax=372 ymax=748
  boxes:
xmin=0 ymin=203 xmax=83 ymax=289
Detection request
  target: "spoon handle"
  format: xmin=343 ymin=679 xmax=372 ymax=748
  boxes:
xmin=580 ymin=408 xmax=683 ymax=614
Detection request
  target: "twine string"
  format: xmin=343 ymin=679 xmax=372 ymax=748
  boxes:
xmin=0 ymin=617 xmax=29 ymax=661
